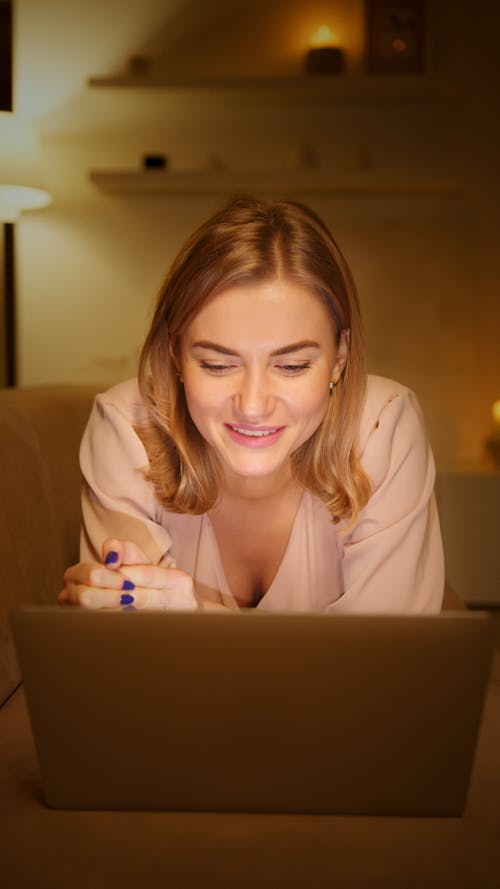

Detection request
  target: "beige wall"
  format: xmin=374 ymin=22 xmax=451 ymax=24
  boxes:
xmin=13 ymin=0 xmax=500 ymax=465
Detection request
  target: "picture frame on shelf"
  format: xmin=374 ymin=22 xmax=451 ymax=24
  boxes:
xmin=365 ymin=0 xmax=427 ymax=73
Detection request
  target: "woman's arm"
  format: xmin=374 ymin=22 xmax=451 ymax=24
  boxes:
xmin=60 ymin=381 xmax=198 ymax=610
xmin=79 ymin=381 xmax=175 ymax=567
xmin=328 ymin=384 xmax=445 ymax=614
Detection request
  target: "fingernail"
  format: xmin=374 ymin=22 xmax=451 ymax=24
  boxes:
xmin=122 ymin=579 xmax=135 ymax=591
xmin=105 ymin=551 xmax=119 ymax=565
xmin=120 ymin=593 xmax=135 ymax=606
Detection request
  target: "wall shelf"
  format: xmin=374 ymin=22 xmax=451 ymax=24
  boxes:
xmin=87 ymin=74 xmax=462 ymax=105
xmin=89 ymin=169 xmax=462 ymax=198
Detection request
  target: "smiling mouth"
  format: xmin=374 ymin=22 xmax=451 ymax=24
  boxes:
xmin=227 ymin=424 xmax=282 ymax=438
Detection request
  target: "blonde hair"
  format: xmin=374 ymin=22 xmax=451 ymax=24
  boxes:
xmin=138 ymin=196 xmax=371 ymax=524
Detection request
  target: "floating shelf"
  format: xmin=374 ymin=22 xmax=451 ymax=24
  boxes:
xmin=87 ymin=74 xmax=462 ymax=104
xmin=89 ymin=169 xmax=462 ymax=198
xmin=88 ymin=75 xmax=344 ymax=88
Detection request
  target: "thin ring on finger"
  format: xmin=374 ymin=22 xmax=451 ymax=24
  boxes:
xmin=119 ymin=587 xmax=171 ymax=610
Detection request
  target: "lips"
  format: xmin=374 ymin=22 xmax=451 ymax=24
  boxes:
xmin=229 ymin=424 xmax=281 ymax=437
xmin=224 ymin=423 xmax=285 ymax=447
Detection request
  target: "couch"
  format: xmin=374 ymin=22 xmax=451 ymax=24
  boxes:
xmin=1 ymin=385 xmax=499 ymax=889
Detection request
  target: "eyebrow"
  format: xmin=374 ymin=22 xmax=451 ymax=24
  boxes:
xmin=191 ymin=339 xmax=321 ymax=357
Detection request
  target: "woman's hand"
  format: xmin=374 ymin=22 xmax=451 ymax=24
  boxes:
xmin=58 ymin=538 xmax=198 ymax=611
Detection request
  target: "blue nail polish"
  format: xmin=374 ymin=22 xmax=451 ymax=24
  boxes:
xmin=122 ymin=579 xmax=135 ymax=591
xmin=105 ymin=551 xmax=119 ymax=565
xmin=120 ymin=593 xmax=135 ymax=606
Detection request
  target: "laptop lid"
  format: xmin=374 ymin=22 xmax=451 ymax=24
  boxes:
xmin=12 ymin=607 xmax=495 ymax=816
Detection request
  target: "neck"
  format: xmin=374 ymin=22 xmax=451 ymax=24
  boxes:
xmin=219 ymin=463 xmax=300 ymax=505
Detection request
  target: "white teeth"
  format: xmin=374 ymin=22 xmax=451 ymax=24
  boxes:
xmin=231 ymin=426 xmax=278 ymax=437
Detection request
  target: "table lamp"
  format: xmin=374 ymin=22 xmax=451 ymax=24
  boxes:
xmin=0 ymin=111 xmax=51 ymax=385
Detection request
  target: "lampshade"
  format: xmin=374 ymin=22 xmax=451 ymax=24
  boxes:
xmin=0 ymin=111 xmax=51 ymax=221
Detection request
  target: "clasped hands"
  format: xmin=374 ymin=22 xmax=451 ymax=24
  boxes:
xmin=58 ymin=538 xmax=198 ymax=611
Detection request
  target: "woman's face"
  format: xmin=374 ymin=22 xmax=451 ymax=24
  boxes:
xmin=178 ymin=278 xmax=348 ymax=491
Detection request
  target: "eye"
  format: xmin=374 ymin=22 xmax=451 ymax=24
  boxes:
xmin=277 ymin=362 xmax=312 ymax=375
xmin=199 ymin=360 xmax=234 ymax=375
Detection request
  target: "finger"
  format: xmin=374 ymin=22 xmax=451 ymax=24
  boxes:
xmin=60 ymin=584 xmax=197 ymax=611
xmin=57 ymin=586 xmax=70 ymax=604
xmin=60 ymin=584 xmax=137 ymax=609
xmin=120 ymin=565 xmax=193 ymax=593
xmin=79 ymin=585 xmax=128 ymax=608
xmin=102 ymin=538 xmax=153 ymax=569
xmin=128 ymin=586 xmax=198 ymax=610
xmin=57 ymin=583 xmax=121 ymax=608
xmin=63 ymin=561 xmax=126 ymax=590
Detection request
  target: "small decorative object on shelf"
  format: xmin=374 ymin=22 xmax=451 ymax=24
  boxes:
xmin=305 ymin=25 xmax=345 ymax=75
xmin=365 ymin=0 xmax=426 ymax=73
xmin=485 ymin=400 xmax=500 ymax=466
xmin=142 ymin=154 xmax=168 ymax=170
xmin=127 ymin=55 xmax=151 ymax=76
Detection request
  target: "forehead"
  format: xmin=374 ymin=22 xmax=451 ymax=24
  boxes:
xmin=184 ymin=279 xmax=336 ymax=345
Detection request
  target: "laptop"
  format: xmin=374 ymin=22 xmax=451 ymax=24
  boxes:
xmin=12 ymin=606 xmax=496 ymax=816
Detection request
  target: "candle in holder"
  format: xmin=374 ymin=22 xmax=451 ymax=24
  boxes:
xmin=305 ymin=26 xmax=345 ymax=75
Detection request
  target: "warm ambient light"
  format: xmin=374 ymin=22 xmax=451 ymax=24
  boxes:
xmin=0 ymin=112 xmax=51 ymax=222
xmin=485 ymin=399 xmax=500 ymax=465
xmin=310 ymin=25 xmax=337 ymax=48
xmin=491 ymin=400 xmax=500 ymax=439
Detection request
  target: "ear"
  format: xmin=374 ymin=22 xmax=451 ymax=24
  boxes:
xmin=331 ymin=329 xmax=349 ymax=384
xmin=168 ymin=338 xmax=180 ymax=370
xmin=169 ymin=337 xmax=185 ymax=383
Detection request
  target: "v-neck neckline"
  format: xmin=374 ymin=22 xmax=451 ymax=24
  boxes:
xmin=203 ymin=491 xmax=307 ymax=608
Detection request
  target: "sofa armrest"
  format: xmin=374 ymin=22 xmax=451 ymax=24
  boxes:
xmin=0 ymin=385 xmax=98 ymax=705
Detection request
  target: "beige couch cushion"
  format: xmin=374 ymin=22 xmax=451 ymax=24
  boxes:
xmin=0 ymin=385 xmax=98 ymax=703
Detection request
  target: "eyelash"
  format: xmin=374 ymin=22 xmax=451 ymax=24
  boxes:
xmin=198 ymin=361 xmax=311 ymax=376
xmin=199 ymin=362 xmax=231 ymax=375
xmin=279 ymin=363 xmax=311 ymax=375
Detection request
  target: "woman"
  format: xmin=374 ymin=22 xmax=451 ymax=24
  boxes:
xmin=59 ymin=196 xmax=444 ymax=613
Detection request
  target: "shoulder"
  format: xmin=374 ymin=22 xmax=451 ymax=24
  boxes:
xmin=360 ymin=375 xmax=413 ymax=437
xmin=93 ymin=377 xmax=149 ymax=427
xmin=359 ymin=375 xmax=431 ymax=490
xmin=360 ymin=375 xmax=426 ymax=445
xmin=81 ymin=378 xmax=150 ymax=475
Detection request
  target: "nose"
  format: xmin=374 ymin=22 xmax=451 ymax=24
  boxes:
xmin=233 ymin=367 xmax=276 ymax=420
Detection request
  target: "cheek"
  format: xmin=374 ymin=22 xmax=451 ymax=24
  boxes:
xmin=291 ymin=384 xmax=330 ymax=423
xmin=182 ymin=379 xmax=222 ymax=428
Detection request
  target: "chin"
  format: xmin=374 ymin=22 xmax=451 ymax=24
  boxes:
xmin=226 ymin=451 xmax=292 ymax=480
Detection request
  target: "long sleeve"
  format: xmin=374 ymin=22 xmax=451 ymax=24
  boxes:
xmin=327 ymin=380 xmax=445 ymax=614
xmin=79 ymin=379 xmax=175 ymax=568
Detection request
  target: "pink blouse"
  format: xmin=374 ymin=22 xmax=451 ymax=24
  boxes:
xmin=79 ymin=376 xmax=444 ymax=613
